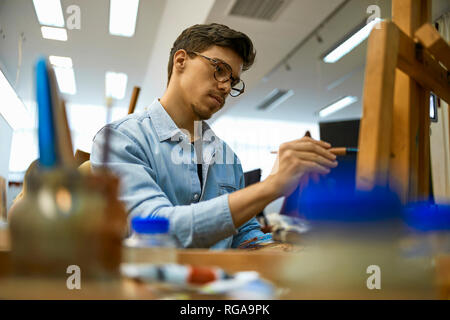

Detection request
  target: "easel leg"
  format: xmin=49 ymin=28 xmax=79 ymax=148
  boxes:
xmin=389 ymin=0 xmax=431 ymax=203
xmin=356 ymin=21 xmax=399 ymax=190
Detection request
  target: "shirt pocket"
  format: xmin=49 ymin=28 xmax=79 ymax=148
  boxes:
xmin=218 ymin=182 xmax=238 ymax=195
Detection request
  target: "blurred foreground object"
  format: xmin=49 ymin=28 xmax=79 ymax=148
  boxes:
xmin=8 ymin=58 xmax=127 ymax=279
xmin=9 ymin=169 xmax=127 ymax=278
xmin=123 ymin=216 xmax=177 ymax=264
xmin=402 ymin=203 xmax=450 ymax=298
xmin=280 ymin=188 xmax=438 ymax=298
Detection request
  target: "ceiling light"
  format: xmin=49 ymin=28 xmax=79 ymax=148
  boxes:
xmin=41 ymin=26 xmax=68 ymax=41
xmin=109 ymin=0 xmax=140 ymax=37
xmin=49 ymin=56 xmax=73 ymax=68
xmin=32 ymin=0 xmax=65 ymax=27
xmin=0 ymin=69 xmax=33 ymax=129
xmin=105 ymin=71 xmax=128 ymax=99
xmin=53 ymin=67 xmax=77 ymax=95
xmin=257 ymin=89 xmax=294 ymax=112
xmin=318 ymin=96 xmax=358 ymax=118
xmin=322 ymin=18 xmax=381 ymax=63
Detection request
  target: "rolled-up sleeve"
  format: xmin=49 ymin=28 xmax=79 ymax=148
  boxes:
xmin=91 ymin=126 xmax=237 ymax=248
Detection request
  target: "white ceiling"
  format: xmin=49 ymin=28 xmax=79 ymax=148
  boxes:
xmin=0 ymin=0 xmax=449 ymax=136
xmin=0 ymin=0 xmax=165 ymax=109
xmin=210 ymin=0 xmax=450 ymax=123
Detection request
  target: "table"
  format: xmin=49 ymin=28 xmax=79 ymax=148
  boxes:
xmin=1 ymin=227 xmax=448 ymax=299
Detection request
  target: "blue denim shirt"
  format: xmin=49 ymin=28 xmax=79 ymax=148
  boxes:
xmin=91 ymin=99 xmax=266 ymax=249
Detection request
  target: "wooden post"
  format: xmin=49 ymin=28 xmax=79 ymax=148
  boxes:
xmin=0 ymin=176 xmax=6 ymax=221
xmin=356 ymin=21 xmax=399 ymax=190
xmin=390 ymin=0 xmax=431 ymax=203
xmin=127 ymin=86 xmax=141 ymax=115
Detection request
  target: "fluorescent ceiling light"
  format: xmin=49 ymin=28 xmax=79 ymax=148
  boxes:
xmin=257 ymin=89 xmax=294 ymax=112
xmin=318 ymin=96 xmax=358 ymax=118
xmin=53 ymin=67 xmax=77 ymax=95
xmin=105 ymin=71 xmax=128 ymax=99
xmin=49 ymin=56 xmax=73 ymax=68
xmin=41 ymin=26 xmax=68 ymax=41
xmin=323 ymin=18 xmax=381 ymax=63
xmin=0 ymin=69 xmax=34 ymax=129
xmin=109 ymin=0 xmax=140 ymax=37
xmin=32 ymin=0 xmax=65 ymax=27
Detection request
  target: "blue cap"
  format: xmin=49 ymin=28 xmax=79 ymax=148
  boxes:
xmin=131 ymin=216 xmax=170 ymax=234
xmin=403 ymin=202 xmax=450 ymax=232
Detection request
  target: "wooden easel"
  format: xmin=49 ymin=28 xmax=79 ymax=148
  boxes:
xmin=356 ymin=0 xmax=450 ymax=204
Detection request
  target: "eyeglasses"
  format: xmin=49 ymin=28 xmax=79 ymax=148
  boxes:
xmin=187 ymin=51 xmax=245 ymax=97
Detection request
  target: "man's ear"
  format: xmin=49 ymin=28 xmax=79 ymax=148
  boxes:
xmin=173 ymin=49 xmax=188 ymax=74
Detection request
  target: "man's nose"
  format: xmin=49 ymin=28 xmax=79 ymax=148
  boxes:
xmin=217 ymin=80 xmax=231 ymax=95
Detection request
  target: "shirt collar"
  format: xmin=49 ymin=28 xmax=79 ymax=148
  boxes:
xmin=147 ymin=99 xmax=221 ymax=150
xmin=147 ymin=99 xmax=186 ymax=142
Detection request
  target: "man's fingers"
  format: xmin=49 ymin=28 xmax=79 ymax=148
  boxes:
xmin=291 ymin=151 xmax=338 ymax=168
xmin=297 ymin=136 xmax=331 ymax=149
xmin=300 ymin=160 xmax=330 ymax=175
xmin=285 ymin=141 xmax=336 ymax=161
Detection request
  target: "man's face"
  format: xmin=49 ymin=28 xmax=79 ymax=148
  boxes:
xmin=179 ymin=45 xmax=244 ymax=120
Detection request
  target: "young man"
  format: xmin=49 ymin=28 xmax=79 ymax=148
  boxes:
xmin=91 ymin=23 xmax=337 ymax=249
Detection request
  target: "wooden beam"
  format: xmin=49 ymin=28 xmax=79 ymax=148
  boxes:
xmin=127 ymin=86 xmax=141 ymax=115
xmin=396 ymin=29 xmax=450 ymax=103
xmin=415 ymin=23 xmax=450 ymax=71
xmin=356 ymin=21 xmax=399 ymax=190
xmin=395 ymin=31 xmax=448 ymax=198
xmin=390 ymin=0 xmax=431 ymax=203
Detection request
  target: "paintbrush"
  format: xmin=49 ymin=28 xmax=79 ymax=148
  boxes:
xmin=270 ymin=147 xmax=358 ymax=156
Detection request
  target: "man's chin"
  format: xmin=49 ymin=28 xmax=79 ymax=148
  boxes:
xmin=194 ymin=106 xmax=217 ymax=120
xmin=196 ymin=113 xmax=212 ymax=121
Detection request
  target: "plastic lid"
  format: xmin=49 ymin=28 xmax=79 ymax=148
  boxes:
xmin=131 ymin=216 xmax=170 ymax=234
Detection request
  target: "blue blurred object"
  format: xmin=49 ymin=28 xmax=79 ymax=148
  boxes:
xmin=403 ymin=202 xmax=450 ymax=232
xmin=298 ymin=177 xmax=402 ymax=223
xmin=131 ymin=216 xmax=170 ymax=234
xmin=36 ymin=58 xmax=57 ymax=168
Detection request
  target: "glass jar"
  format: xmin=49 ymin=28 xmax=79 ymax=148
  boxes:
xmin=122 ymin=216 xmax=177 ymax=264
xmin=8 ymin=168 xmax=128 ymax=279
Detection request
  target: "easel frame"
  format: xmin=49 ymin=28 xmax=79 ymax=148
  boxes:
xmin=356 ymin=13 xmax=450 ymax=203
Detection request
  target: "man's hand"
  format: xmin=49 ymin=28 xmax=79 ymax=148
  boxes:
xmin=267 ymin=136 xmax=338 ymax=197
xmin=228 ymin=136 xmax=337 ymax=229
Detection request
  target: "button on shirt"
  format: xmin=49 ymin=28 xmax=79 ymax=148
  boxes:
xmin=91 ymin=99 xmax=266 ymax=249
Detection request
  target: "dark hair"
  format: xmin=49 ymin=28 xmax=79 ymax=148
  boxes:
xmin=167 ymin=23 xmax=256 ymax=85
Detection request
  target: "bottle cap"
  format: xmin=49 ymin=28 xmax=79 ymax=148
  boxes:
xmin=131 ymin=216 xmax=170 ymax=234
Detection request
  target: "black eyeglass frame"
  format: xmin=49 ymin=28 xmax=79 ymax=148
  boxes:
xmin=186 ymin=51 xmax=245 ymax=97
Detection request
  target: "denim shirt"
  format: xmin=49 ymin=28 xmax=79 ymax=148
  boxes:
xmin=91 ymin=99 xmax=266 ymax=249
